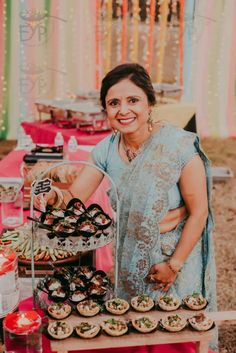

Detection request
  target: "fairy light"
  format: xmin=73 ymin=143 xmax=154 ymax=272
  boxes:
xmin=129 ymin=0 xmax=140 ymax=62
xmin=115 ymin=0 xmax=122 ymax=64
xmin=0 ymin=0 xmax=8 ymax=133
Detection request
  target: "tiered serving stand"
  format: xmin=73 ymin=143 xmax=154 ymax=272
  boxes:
xmin=29 ymin=160 xmax=120 ymax=302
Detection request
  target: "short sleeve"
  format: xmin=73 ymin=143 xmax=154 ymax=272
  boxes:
xmin=91 ymin=134 xmax=113 ymax=172
xmin=179 ymin=133 xmax=199 ymax=168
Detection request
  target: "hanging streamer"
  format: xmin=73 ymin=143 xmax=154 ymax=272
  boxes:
xmin=156 ymin=0 xmax=169 ymax=83
xmin=115 ymin=1 xmax=122 ymax=64
xmin=146 ymin=0 xmax=156 ymax=74
xmin=183 ymin=0 xmax=195 ymax=101
xmin=130 ymin=0 xmax=139 ymax=62
xmin=0 ymin=0 xmax=11 ymax=139
xmin=103 ymin=0 xmax=112 ymax=74
xmin=179 ymin=0 xmax=184 ymax=89
xmin=0 ymin=0 xmax=5 ymax=132
xmin=121 ymin=0 xmax=128 ymax=63
xmin=95 ymin=0 xmax=101 ymax=89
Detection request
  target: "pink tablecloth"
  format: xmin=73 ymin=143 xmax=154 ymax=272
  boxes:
xmin=21 ymin=121 xmax=110 ymax=145
xmin=0 ymin=148 xmax=112 ymax=272
xmin=19 ymin=297 xmax=215 ymax=353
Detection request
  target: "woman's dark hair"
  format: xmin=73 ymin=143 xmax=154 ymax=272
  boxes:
xmin=100 ymin=63 xmax=157 ymax=109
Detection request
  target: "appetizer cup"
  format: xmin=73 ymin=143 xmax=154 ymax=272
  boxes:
xmin=3 ymin=311 xmax=42 ymax=353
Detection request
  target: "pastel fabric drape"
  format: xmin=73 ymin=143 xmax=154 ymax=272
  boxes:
xmin=184 ymin=0 xmax=236 ymax=137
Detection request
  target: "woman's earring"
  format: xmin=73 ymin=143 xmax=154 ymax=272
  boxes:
xmin=147 ymin=111 xmax=153 ymax=132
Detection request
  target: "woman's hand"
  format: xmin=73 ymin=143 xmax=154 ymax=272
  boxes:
xmin=146 ymin=262 xmax=177 ymax=292
xmin=33 ymin=189 xmax=57 ymax=211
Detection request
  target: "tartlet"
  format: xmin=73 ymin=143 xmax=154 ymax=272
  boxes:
xmin=131 ymin=295 xmax=154 ymax=312
xmin=160 ymin=314 xmax=187 ymax=332
xmin=183 ymin=293 xmax=208 ymax=310
xmin=132 ymin=316 xmax=157 ymax=333
xmin=75 ymin=322 xmax=100 ymax=338
xmin=101 ymin=318 xmax=128 ymax=336
xmin=157 ymin=294 xmax=181 ymax=311
xmin=76 ymin=300 xmax=100 ymax=317
xmin=105 ymin=298 xmax=130 ymax=315
xmin=47 ymin=321 xmax=73 ymax=339
xmin=188 ymin=313 xmax=214 ymax=331
xmin=47 ymin=302 xmax=72 ymax=320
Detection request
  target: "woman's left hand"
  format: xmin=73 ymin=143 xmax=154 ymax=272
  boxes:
xmin=146 ymin=262 xmax=177 ymax=292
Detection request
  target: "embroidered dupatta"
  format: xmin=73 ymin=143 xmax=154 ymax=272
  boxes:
xmin=112 ymin=124 xmax=216 ymax=315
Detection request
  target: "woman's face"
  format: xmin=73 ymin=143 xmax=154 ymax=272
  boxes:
xmin=105 ymin=78 xmax=150 ymax=134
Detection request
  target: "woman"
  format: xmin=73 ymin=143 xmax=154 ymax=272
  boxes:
xmin=36 ymin=63 xmax=217 ymax=350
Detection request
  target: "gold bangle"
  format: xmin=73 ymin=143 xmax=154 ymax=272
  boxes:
xmin=52 ymin=186 xmax=64 ymax=208
xmin=166 ymin=258 xmax=182 ymax=275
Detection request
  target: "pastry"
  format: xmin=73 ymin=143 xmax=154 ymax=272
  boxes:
xmin=47 ymin=302 xmax=72 ymax=320
xmin=188 ymin=312 xmax=214 ymax=331
xmin=47 ymin=321 xmax=73 ymax=339
xmin=131 ymin=295 xmax=154 ymax=312
xmin=105 ymin=298 xmax=130 ymax=315
xmin=101 ymin=318 xmax=128 ymax=336
xmin=157 ymin=294 xmax=181 ymax=311
xmin=75 ymin=322 xmax=100 ymax=338
xmin=76 ymin=300 xmax=100 ymax=317
xmin=183 ymin=292 xmax=207 ymax=310
xmin=132 ymin=316 xmax=157 ymax=333
xmin=160 ymin=314 xmax=187 ymax=332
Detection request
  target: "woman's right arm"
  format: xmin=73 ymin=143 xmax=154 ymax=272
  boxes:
xmin=34 ymin=155 xmax=104 ymax=210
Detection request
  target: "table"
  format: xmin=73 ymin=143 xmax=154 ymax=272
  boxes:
xmin=21 ymin=121 xmax=111 ymax=145
xmin=17 ymin=297 xmax=231 ymax=353
xmin=50 ymin=310 xmax=215 ymax=353
xmin=0 ymin=148 xmax=113 ymax=272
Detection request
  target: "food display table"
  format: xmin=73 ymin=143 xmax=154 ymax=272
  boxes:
xmin=50 ymin=309 xmax=217 ymax=353
xmin=21 ymin=121 xmax=110 ymax=145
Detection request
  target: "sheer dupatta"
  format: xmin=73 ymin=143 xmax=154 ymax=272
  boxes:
xmin=111 ymin=124 xmax=216 ymax=317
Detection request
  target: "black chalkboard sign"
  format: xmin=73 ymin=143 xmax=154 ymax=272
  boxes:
xmin=31 ymin=178 xmax=52 ymax=195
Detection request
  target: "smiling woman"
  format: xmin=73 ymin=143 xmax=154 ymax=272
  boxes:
xmin=35 ymin=63 xmax=218 ymax=350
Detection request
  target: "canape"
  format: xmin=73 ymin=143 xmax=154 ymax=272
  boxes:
xmin=67 ymin=198 xmax=86 ymax=216
xmin=88 ymin=284 xmax=108 ymax=299
xmin=131 ymin=295 xmax=154 ymax=312
xmin=105 ymin=298 xmax=130 ymax=315
xmin=183 ymin=292 xmax=208 ymax=310
xmin=157 ymin=294 xmax=181 ymax=311
xmin=47 ymin=278 xmax=62 ymax=291
xmin=70 ymin=275 xmax=88 ymax=292
xmin=93 ymin=212 xmax=112 ymax=230
xmin=49 ymin=287 xmax=68 ymax=302
xmin=87 ymin=204 xmax=103 ymax=217
xmin=188 ymin=312 xmax=214 ymax=331
xmin=160 ymin=314 xmax=187 ymax=332
xmin=53 ymin=220 xmax=75 ymax=238
xmin=76 ymin=300 xmax=100 ymax=317
xmin=132 ymin=316 xmax=157 ymax=333
xmin=101 ymin=318 xmax=128 ymax=336
xmin=51 ymin=209 xmax=65 ymax=218
xmin=75 ymin=322 xmax=100 ymax=338
xmin=80 ymin=266 xmax=95 ymax=280
xmin=69 ymin=290 xmax=87 ymax=303
xmin=47 ymin=302 xmax=72 ymax=320
xmin=77 ymin=219 xmax=98 ymax=237
xmin=47 ymin=321 xmax=73 ymax=339
xmin=90 ymin=271 xmax=109 ymax=286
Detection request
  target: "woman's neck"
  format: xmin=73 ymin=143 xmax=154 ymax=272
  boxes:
xmin=122 ymin=127 xmax=151 ymax=151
